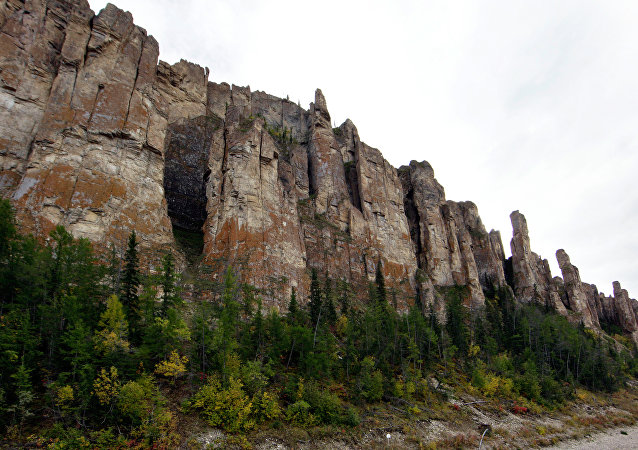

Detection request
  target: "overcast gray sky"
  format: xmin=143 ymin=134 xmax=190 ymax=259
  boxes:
xmin=88 ymin=0 xmax=638 ymax=298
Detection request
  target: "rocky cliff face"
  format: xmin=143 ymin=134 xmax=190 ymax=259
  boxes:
xmin=1 ymin=0 xmax=637 ymax=342
xmin=508 ymin=210 xmax=638 ymax=343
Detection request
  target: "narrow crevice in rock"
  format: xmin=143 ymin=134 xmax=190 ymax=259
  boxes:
xmin=344 ymin=159 xmax=362 ymax=213
xmin=400 ymin=173 xmax=424 ymax=268
xmin=219 ymin=126 xmax=228 ymax=200
xmin=307 ymin=148 xmax=316 ymax=197
xmin=163 ymin=115 xmax=220 ymax=256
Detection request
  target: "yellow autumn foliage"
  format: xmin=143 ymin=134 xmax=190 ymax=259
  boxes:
xmin=154 ymin=350 xmax=188 ymax=379
xmin=56 ymin=385 xmax=74 ymax=406
xmin=482 ymin=374 xmax=514 ymax=398
xmin=93 ymin=366 xmax=120 ymax=406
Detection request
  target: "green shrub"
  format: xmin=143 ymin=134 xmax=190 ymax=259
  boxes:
xmin=516 ymin=361 xmax=541 ymax=402
xmin=303 ymin=382 xmax=342 ymax=424
xmin=471 ymin=367 xmax=486 ymax=390
xmin=189 ymin=376 xmax=255 ymax=433
xmin=285 ymin=400 xmax=316 ymax=426
xmin=251 ymin=391 xmax=281 ymax=423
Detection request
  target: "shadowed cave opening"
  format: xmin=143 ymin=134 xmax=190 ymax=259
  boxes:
xmin=163 ymin=116 xmax=220 ymax=258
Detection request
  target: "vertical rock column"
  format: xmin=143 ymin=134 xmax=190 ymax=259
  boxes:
xmin=0 ymin=0 xmax=92 ymax=194
xmin=449 ymin=201 xmax=507 ymax=294
xmin=10 ymin=3 xmax=177 ymax=250
xmin=613 ymin=281 xmax=638 ymax=344
xmin=202 ymin=105 xmax=307 ymax=306
xmin=509 ymin=211 xmax=554 ymax=303
xmin=556 ymin=249 xmax=599 ymax=328
xmin=307 ymin=89 xmax=348 ymax=216
xmin=399 ymin=160 xmax=485 ymax=310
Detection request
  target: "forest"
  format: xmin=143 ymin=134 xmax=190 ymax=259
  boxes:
xmin=0 ymin=198 xmax=636 ymax=448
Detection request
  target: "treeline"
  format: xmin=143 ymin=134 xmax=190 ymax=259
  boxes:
xmin=0 ymin=199 xmax=636 ymax=447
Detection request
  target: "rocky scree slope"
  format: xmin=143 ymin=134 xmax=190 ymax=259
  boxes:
xmin=0 ymin=0 xmax=636 ymax=344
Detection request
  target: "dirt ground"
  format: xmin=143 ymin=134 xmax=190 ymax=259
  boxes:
xmin=547 ymin=424 xmax=638 ymax=449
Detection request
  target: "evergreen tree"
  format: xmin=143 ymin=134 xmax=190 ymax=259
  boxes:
xmin=309 ymin=268 xmax=322 ymax=329
xmin=338 ymin=279 xmax=351 ymax=316
xmin=375 ymin=260 xmax=386 ymax=305
xmin=250 ymin=298 xmax=265 ymax=359
xmin=287 ymin=287 xmax=299 ymax=326
xmin=121 ymin=231 xmax=141 ymax=343
xmin=445 ymin=287 xmax=469 ymax=354
xmin=191 ymin=299 xmax=214 ymax=373
xmin=214 ymin=267 xmax=241 ymax=379
xmin=324 ymin=276 xmax=337 ymax=326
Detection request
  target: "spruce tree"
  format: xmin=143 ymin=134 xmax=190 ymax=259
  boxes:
xmin=121 ymin=231 xmax=140 ymax=342
xmin=445 ymin=287 xmax=469 ymax=354
xmin=375 ymin=260 xmax=386 ymax=305
xmin=338 ymin=279 xmax=350 ymax=316
xmin=287 ymin=287 xmax=299 ymax=325
xmin=309 ymin=268 xmax=322 ymax=328
xmin=324 ymin=276 xmax=337 ymax=326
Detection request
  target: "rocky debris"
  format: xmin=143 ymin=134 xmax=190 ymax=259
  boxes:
xmin=556 ymin=249 xmax=599 ymax=328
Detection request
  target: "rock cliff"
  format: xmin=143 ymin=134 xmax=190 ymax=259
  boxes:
xmin=1 ymin=0 xmax=636 ymax=343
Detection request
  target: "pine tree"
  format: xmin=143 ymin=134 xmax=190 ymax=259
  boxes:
xmin=375 ymin=260 xmax=386 ymax=305
xmin=309 ymin=268 xmax=322 ymax=329
xmin=445 ymin=287 xmax=469 ymax=354
xmin=121 ymin=231 xmax=141 ymax=343
xmin=287 ymin=287 xmax=299 ymax=325
xmin=191 ymin=299 xmax=214 ymax=373
xmin=324 ymin=276 xmax=337 ymax=326
xmin=338 ymin=279 xmax=351 ymax=316
xmin=214 ymin=267 xmax=240 ymax=379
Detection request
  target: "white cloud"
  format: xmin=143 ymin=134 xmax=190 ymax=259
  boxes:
xmin=88 ymin=0 xmax=638 ymax=297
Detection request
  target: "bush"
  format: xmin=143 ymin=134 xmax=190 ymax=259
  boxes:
xmin=471 ymin=367 xmax=486 ymax=390
xmin=482 ymin=374 xmax=514 ymax=398
xmin=299 ymin=380 xmax=360 ymax=426
xmin=93 ymin=366 xmax=120 ymax=406
xmin=117 ymin=375 xmax=178 ymax=446
xmin=154 ymin=350 xmax=188 ymax=381
xmin=539 ymin=375 xmax=569 ymax=406
xmin=303 ymin=382 xmax=342 ymax=425
xmin=251 ymin=391 xmax=281 ymax=423
xmin=285 ymin=400 xmax=316 ymax=426
xmin=189 ymin=376 xmax=255 ymax=433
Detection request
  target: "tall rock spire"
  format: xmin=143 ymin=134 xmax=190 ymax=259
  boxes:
xmin=556 ymin=249 xmax=599 ymax=328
